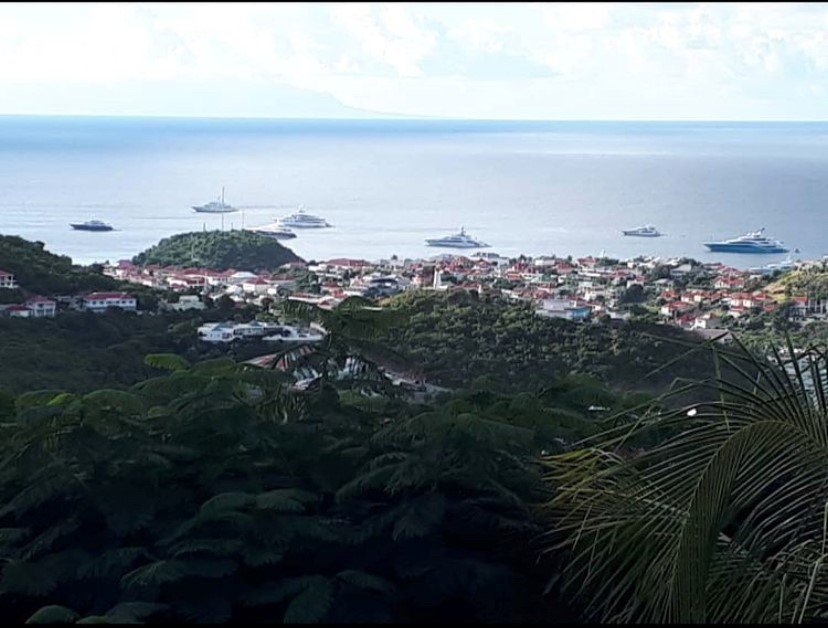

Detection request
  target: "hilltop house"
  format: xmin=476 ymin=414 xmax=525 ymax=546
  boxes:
xmin=0 ymin=270 xmax=17 ymax=289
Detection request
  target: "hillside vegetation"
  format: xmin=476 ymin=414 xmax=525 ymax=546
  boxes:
xmin=0 ymin=234 xmax=120 ymax=297
xmin=133 ymin=230 xmax=303 ymax=271
xmin=381 ymin=290 xmax=736 ymax=398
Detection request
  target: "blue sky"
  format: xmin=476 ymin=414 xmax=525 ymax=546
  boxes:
xmin=1 ymin=2 xmax=827 ymax=120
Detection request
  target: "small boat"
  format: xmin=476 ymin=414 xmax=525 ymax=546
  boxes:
xmin=704 ymin=228 xmax=789 ymax=254
xmin=276 ymin=207 xmax=331 ymax=228
xmin=245 ymin=223 xmax=297 ymax=240
xmin=70 ymin=219 xmax=114 ymax=232
xmin=623 ymin=225 xmax=662 ymax=237
xmin=426 ymin=227 xmax=489 ymax=249
xmin=193 ymin=187 xmax=238 ymax=213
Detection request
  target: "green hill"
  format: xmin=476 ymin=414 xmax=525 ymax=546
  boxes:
xmin=133 ymin=230 xmax=304 ymax=271
xmin=0 ymin=234 xmax=119 ymax=300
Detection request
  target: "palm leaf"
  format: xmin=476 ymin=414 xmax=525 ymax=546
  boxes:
xmin=541 ymin=344 xmax=828 ymax=623
xmin=25 ymin=605 xmax=79 ymax=624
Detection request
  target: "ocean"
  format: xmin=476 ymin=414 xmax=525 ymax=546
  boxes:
xmin=1 ymin=116 xmax=827 ymax=269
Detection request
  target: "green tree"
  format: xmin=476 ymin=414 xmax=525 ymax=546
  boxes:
xmin=541 ymin=339 xmax=828 ymax=623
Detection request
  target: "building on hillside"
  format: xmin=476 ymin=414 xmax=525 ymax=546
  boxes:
xmin=82 ymin=292 xmax=137 ymax=313
xmin=669 ymin=263 xmax=696 ymax=278
xmin=0 ymin=270 xmax=17 ymax=289
xmin=197 ymin=320 xmax=285 ymax=343
xmin=536 ymin=298 xmax=592 ymax=321
xmin=5 ymin=304 xmax=32 ymax=318
xmin=25 ymin=296 xmax=57 ymax=318
xmin=198 ymin=322 xmax=236 ymax=343
xmin=164 ymin=295 xmax=206 ymax=312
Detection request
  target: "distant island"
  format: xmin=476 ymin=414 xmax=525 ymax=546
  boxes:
xmin=132 ymin=230 xmax=303 ymax=271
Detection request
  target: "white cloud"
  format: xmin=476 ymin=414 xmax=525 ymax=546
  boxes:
xmin=330 ymin=3 xmax=436 ymax=77
xmin=1 ymin=2 xmax=828 ymax=119
xmin=445 ymin=19 xmax=511 ymax=53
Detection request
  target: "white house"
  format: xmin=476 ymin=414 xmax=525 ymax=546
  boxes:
xmin=263 ymin=324 xmax=326 ymax=344
xmin=0 ymin=270 xmax=17 ymax=289
xmin=5 ymin=304 xmax=31 ymax=318
xmin=669 ymin=263 xmax=695 ymax=278
xmin=226 ymin=271 xmax=259 ymax=285
xmin=242 ymin=278 xmax=272 ymax=295
xmin=25 ymin=297 xmax=57 ymax=318
xmin=198 ymin=322 xmax=236 ymax=343
xmin=82 ymin=292 xmax=137 ymax=313
xmin=165 ymin=295 xmax=205 ymax=312
xmin=197 ymin=320 xmax=284 ymax=343
xmin=536 ymin=299 xmax=592 ymax=321
xmin=691 ymin=312 xmax=723 ymax=330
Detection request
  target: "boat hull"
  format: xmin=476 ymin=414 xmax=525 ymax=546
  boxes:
xmin=704 ymin=243 xmax=788 ymax=254
xmin=70 ymin=224 xmax=113 ymax=231
xmin=193 ymin=207 xmax=238 ymax=213
xmin=623 ymin=231 xmax=661 ymax=237
xmin=277 ymin=222 xmax=330 ymax=229
xmin=425 ymin=241 xmax=489 ymax=248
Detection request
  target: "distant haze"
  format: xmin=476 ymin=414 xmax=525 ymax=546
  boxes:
xmin=1 ymin=2 xmax=828 ymax=120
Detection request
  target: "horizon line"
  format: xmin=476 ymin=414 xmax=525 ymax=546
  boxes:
xmin=0 ymin=113 xmax=827 ymax=124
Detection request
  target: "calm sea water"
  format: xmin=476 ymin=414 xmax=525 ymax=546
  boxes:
xmin=1 ymin=116 xmax=827 ymax=269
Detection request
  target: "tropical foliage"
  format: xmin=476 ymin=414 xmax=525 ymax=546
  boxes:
xmin=381 ymin=290 xmax=733 ymax=399
xmin=0 ymin=346 xmax=630 ymax=623
xmin=132 ymin=230 xmax=303 ymax=271
xmin=0 ymin=308 xmax=278 ymax=394
xmin=0 ymin=235 xmax=120 ymax=295
xmin=541 ymin=338 xmax=828 ymax=623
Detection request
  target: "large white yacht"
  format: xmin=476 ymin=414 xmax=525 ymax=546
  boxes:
xmin=245 ymin=223 xmax=297 ymax=240
xmin=623 ymin=225 xmax=662 ymax=237
xmin=425 ymin=227 xmax=490 ymax=249
xmin=193 ymin=187 xmax=238 ymax=214
xmin=704 ymin=228 xmax=789 ymax=254
xmin=276 ymin=207 xmax=331 ymax=228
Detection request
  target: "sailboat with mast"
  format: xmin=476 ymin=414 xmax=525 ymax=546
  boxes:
xmin=193 ymin=187 xmax=238 ymax=214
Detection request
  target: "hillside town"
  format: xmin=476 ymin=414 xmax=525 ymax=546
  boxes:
xmin=2 ymin=251 xmax=827 ymax=345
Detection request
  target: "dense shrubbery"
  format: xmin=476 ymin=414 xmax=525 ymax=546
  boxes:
xmin=381 ymin=290 xmax=729 ymax=397
xmin=0 ymin=235 xmax=120 ymax=296
xmin=0 ymin=353 xmax=637 ymax=623
xmin=132 ymin=230 xmax=303 ymax=271
xmin=0 ymin=309 xmax=277 ymax=394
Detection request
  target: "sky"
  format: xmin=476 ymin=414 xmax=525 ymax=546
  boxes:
xmin=1 ymin=2 xmax=828 ymax=120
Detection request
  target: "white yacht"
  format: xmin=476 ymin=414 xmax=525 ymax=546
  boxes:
xmin=193 ymin=187 xmax=238 ymax=214
xmin=276 ymin=207 xmax=331 ymax=228
xmin=70 ymin=219 xmax=114 ymax=232
xmin=704 ymin=228 xmax=789 ymax=254
xmin=623 ymin=225 xmax=662 ymax=237
xmin=245 ymin=223 xmax=297 ymax=240
xmin=426 ymin=227 xmax=490 ymax=249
